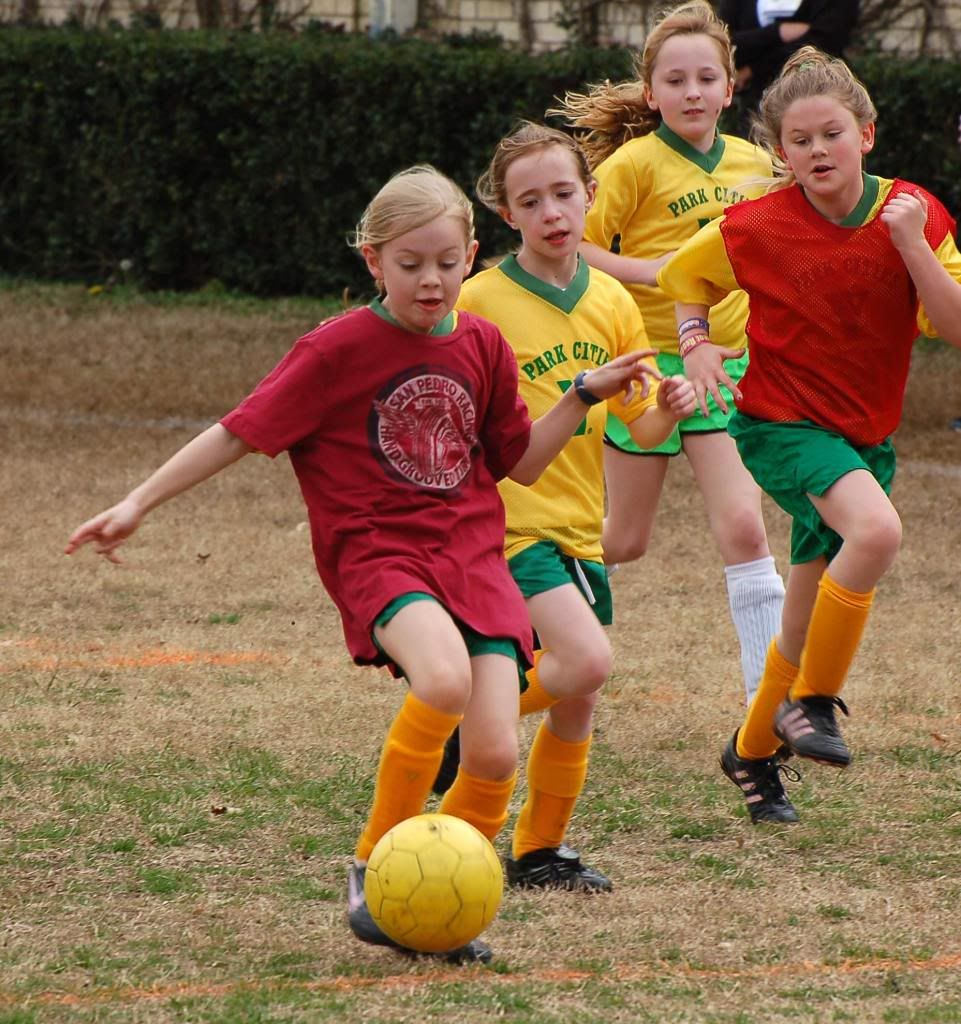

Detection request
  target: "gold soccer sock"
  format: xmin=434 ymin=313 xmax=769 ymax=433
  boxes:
xmin=512 ymin=722 xmax=590 ymax=860
xmin=354 ymin=692 xmax=461 ymax=862
xmin=518 ymin=651 xmax=558 ymax=717
xmin=737 ymin=640 xmax=799 ymax=761
xmin=790 ymin=573 xmax=874 ymax=702
xmin=438 ymin=768 xmax=517 ymax=842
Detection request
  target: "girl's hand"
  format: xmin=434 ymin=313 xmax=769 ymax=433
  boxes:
xmin=682 ymin=343 xmax=745 ymax=417
xmin=656 ymin=374 xmax=697 ymax=421
xmin=582 ymin=349 xmax=661 ymax=403
xmin=778 ymin=20 xmax=810 ymax=43
xmin=64 ymin=498 xmax=144 ymax=564
xmin=881 ymin=191 xmax=928 ymax=252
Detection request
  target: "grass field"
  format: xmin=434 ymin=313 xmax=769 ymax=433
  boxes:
xmin=2 ymin=280 xmax=961 ymax=1023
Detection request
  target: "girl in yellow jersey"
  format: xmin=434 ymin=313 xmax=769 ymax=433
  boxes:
xmin=553 ymin=0 xmax=785 ymax=706
xmin=450 ymin=122 xmax=695 ymax=890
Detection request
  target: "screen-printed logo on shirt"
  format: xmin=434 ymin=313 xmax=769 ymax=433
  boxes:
xmin=370 ymin=369 xmax=478 ymax=490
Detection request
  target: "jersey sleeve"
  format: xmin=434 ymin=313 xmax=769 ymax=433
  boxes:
xmin=606 ymin=292 xmax=660 ymax=424
xmin=220 ymin=328 xmax=331 ymax=457
xmin=477 ymin=325 xmax=533 ymax=481
xmin=916 ymin=230 xmax=961 ymax=338
xmin=656 ymin=217 xmax=739 ymax=307
xmin=583 ymin=146 xmax=644 ymax=250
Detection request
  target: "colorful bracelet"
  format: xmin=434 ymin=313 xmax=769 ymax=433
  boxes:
xmin=678 ymin=316 xmax=710 ymax=338
xmin=679 ymin=333 xmax=711 ymax=358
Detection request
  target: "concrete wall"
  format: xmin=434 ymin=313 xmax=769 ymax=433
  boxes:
xmin=8 ymin=0 xmax=961 ymax=56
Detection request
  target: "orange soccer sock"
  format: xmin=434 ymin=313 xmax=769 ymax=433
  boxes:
xmin=790 ymin=572 xmax=874 ymax=702
xmin=512 ymin=722 xmax=591 ymax=860
xmin=737 ymin=640 xmax=799 ymax=761
xmin=438 ymin=768 xmax=517 ymax=842
xmin=354 ymin=692 xmax=461 ymax=862
xmin=518 ymin=651 xmax=559 ymax=717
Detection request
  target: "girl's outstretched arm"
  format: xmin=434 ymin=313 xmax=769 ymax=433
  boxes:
xmin=65 ymin=424 xmax=253 ymax=563
xmin=509 ymin=350 xmax=658 ymax=484
xmin=578 ymin=241 xmax=672 ymax=287
xmin=882 ymin=192 xmax=961 ymax=349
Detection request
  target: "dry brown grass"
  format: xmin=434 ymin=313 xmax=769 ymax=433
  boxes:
xmin=2 ymin=282 xmax=961 ymax=1023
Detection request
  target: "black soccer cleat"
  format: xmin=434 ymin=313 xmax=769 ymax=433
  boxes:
xmin=720 ymin=730 xmax=800 ymax=825
xmin=506 ymin=844 xmax=612 ymax=892
xmin=347 ymin=863 xmax=492 ymax=963
xmin=774 ymin=695 xmax=851 ymax=767
xmin=431 ymin=726 xmax=461 ymax=796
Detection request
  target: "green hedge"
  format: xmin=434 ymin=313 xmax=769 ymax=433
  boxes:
xmin=0 ymin=28 xmax=958 ymax=297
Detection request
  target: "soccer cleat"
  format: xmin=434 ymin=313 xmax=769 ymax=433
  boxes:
xmin=773 ymin=695 xmax=851 ymax=767
xmin=720 ymin=730 xmax=800 ymax=825
xmin=347 ymin=863 xmax=493 ymax=963
xmin=506 ymin=844 xmax=612 ymax=892
xmin=431 ymin=726 xmax=461 ymax=796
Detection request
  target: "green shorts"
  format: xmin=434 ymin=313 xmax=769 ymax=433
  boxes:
xmin=373 ymin=592 xmax=521 ymax=661
xmin=508 ymin=542 xmax=613 ymax=627
xmin=605 ymin=350 xmax=750 ymax=456
xmin=728 ymin=412 xmax=896 ymax=564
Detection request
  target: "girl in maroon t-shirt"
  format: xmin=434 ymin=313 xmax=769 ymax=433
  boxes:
xmin=65 ymin=166 xmax=657 ymax=963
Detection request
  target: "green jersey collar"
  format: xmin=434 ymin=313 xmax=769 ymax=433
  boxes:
xmin=497 ymin=253 xmax=590 ymax=313
xmin=839 ymin=172 xmax=881 ymax=228
xmin=369 ymin=296 xmax=456 ymax=336
xmin=655 ymin=121 xmax=726 ymax=173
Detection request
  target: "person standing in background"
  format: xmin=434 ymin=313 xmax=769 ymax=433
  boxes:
xmin=719 ymin=0 xmax=860 ymax=136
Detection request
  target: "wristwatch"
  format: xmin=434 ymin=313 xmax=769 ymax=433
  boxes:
xmin=573 ymin=370 xmax=603 ymax=406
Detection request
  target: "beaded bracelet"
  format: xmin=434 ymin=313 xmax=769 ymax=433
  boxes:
xmin=678 ymin=316 xmax=710 ymax=338
xmin=679 ymin=333 xmax=711 ymax=358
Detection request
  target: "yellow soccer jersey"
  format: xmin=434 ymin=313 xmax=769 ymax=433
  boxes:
xmin=457 ymin=254 xmax=658 ymax=562
xmin=657 ymin=176 xmax=961 ymax=338
xmin=583 ymin=123 xmax=772 ymax=353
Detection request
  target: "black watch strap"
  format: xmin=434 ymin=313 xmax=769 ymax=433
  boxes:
xmin=573 ymin=370 xmax=603 ymax=406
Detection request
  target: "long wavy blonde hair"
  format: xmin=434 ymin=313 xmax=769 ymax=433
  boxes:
xmin=549 ymin=0 xmax=735 ymax=169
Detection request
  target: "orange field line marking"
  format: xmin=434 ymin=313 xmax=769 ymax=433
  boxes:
xmin=7 ymin=952 xmax=961 ymax=1009
xmin=0 ymin=647 xmax=280 ymax=674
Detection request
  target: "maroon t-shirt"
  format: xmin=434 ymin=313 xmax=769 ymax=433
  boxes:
xmin=221 ymin=305 xmax=534 ymax=667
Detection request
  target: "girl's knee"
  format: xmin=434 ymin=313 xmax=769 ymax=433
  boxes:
xmin=561 ymin=636 xmax=612 ymax=696
xmin=850 ymin=509 xmax=903 ymax=566
xmin=713 ymin=503 xmax=768 ymax=556
xmin=462 ymin=732 xmax=518 ymax=781
xmin=409 ymin=661 xmax=473 ymax=715
xmin=602 ymin=527 xmax=650 ymax=563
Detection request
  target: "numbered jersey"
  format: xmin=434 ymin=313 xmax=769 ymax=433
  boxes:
xmin=457 ymin=255 xmax=658 ymax=561
xmin=584 ymin=123 xmax=772 ymax=353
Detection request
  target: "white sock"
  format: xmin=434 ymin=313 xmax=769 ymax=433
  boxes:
xmin=724 ymin=555 xmax=785 ymax=705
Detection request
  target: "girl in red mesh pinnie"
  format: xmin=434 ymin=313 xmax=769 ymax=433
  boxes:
xmin=657 ymin=47 xmax=961 ymax=824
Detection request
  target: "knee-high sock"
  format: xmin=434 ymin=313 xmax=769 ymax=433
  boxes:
xmin=737 ymin=640 xmax=799 ymax=761
xmin=438 ymin=768 xmax=517 ymax=842
xmin=725 ymin=556 xmax=785 ymax=705
xmin=518 ymin=650 xmax=558 ymax=717
xmin=790 ymin=572 xmax=874 ymax=701
xmin=512 ymin=722 xmax=590 ymax=860
xmin=355 ymin=692 xmax=461 ymax=862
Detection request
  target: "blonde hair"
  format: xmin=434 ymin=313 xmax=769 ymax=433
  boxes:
xmin=349 ymin=165 xmax=475 ymax=251
xmin=752 ymin=47 xmax=878 ymax=190
xmin=475 ymin=120 xmax=593 ymax=212
xmin=549 ymin=0 xmax=734 ymax=169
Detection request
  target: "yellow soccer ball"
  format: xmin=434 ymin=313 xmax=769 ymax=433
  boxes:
xmin=364 ymin=813 xmax=503 ymax=953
